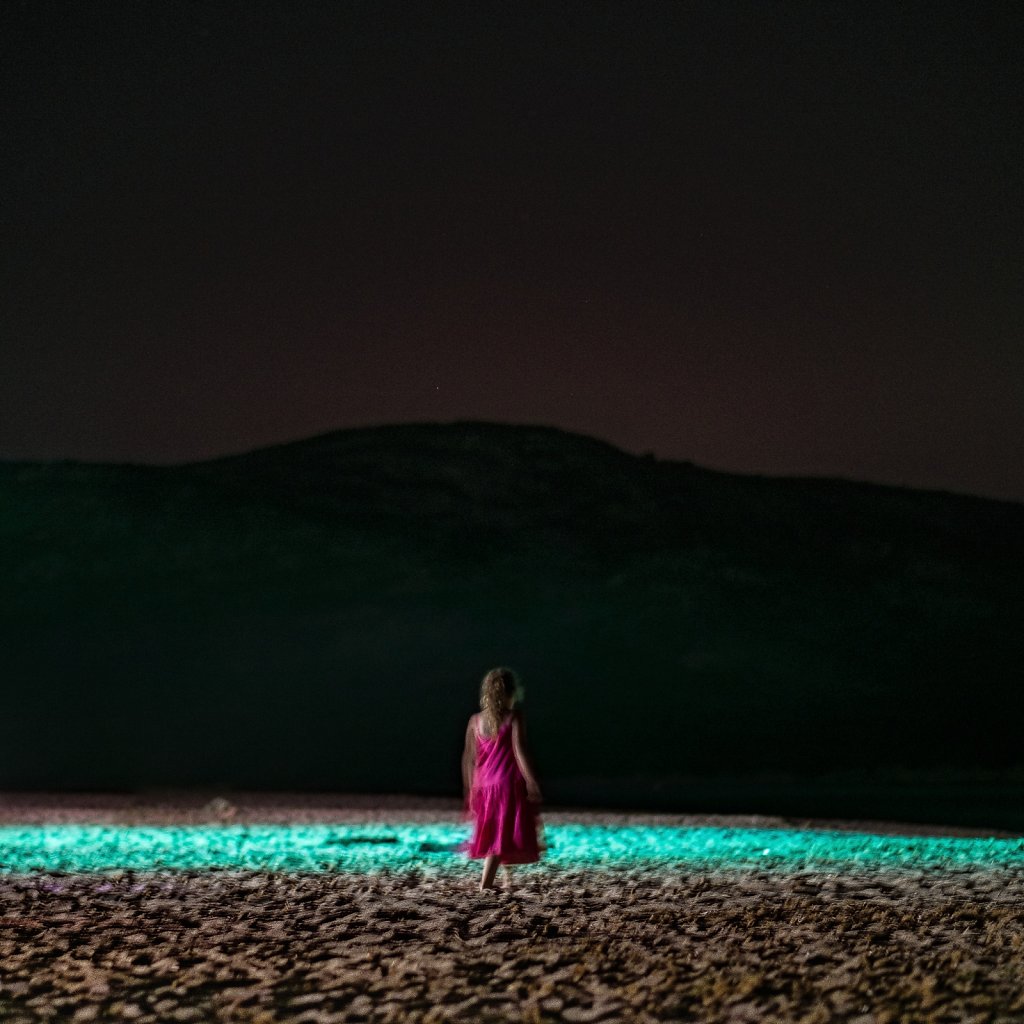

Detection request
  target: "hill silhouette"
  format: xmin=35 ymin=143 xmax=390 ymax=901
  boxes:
xmin=2 ymin=422 xmax=1022 ymax=826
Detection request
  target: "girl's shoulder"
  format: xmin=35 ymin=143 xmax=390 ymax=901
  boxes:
xmin=473 ymin=710 xmax=519 ymax=739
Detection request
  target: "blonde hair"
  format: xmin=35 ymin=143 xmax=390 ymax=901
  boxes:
xmin=479 ymin=667 xmax=521 ymax=736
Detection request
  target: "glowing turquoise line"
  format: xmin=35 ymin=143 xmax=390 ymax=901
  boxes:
xmin=0 ymin=824 xmax=1021 ymax=874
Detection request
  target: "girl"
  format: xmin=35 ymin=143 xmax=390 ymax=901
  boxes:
xmin=460 ymin=667 xmax=544 ymax=891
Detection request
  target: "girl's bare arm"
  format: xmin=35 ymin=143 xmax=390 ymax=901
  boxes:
xmin=461 ymin=716 xmax=477 ymax=795
xmin=511 ymin=711 xmax=542 ymax=801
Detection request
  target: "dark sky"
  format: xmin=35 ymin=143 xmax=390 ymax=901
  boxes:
xmin=3 ymin=1 xmax=1022 ymax=501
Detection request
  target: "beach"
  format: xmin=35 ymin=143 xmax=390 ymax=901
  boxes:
xmin=0 ymin=793 xmax=1021 ymax=1023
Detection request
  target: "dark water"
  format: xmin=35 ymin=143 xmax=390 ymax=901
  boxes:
xmin=547 ymin=776 xmax=1024 ymax=834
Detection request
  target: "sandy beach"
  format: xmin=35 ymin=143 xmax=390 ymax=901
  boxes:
xmin=0 ymin=793 xmax=1022 ymax=1023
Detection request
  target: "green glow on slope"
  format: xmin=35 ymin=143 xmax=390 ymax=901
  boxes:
xmin=1 ymin=823 xmax=1022 ymax=875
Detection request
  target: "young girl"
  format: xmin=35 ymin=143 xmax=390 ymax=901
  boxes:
xmin=460 ymin=667 xmax=544 ymax=891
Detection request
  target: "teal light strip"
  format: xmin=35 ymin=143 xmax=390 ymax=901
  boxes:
xmin=0 ymin=823 xmax=1022 ymax=874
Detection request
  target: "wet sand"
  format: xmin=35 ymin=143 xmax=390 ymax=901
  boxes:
xmin=0 ymin=793 xmax=1022 ymax=1023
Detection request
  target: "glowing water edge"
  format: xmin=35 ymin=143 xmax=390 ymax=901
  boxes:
xmin=1 ymin=823 xmax=1023 ymax=875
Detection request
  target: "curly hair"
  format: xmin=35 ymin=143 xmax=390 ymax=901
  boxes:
xmin=479 ymin=667 xmax=522 ymax=736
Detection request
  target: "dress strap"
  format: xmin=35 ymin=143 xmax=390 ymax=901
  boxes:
xmin=476 ymin=714 xmax=512 ymax=741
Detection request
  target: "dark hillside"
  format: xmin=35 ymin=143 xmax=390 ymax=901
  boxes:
xmin=2 ymin=422 xmax=1022 ymax=825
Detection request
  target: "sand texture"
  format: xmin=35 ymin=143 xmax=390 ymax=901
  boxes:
xmin=0 ymin=794 xmax=1022 ymax=1023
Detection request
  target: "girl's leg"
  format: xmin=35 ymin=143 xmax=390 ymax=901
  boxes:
xmin=480 ymin=854 xmax=500 ymax=890
xmin=500 ymin=864 xmax=515 ymax=890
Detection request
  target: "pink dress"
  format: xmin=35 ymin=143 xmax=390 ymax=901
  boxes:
xmin=460 ymin=713 xmax=543 ymax=864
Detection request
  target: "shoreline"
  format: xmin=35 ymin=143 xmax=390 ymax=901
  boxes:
xmin=0 ymin=790 xmax=1017 ymax=838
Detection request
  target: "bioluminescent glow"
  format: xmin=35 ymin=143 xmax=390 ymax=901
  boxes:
xmin=0 ymin=823 xmax=1022 ymax=875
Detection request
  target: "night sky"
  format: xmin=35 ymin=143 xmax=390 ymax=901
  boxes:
xmin=3 ymin=1 xmax=1022 ymax=502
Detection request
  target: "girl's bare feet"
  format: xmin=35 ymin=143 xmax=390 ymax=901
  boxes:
xmin=480 ymin=854 xmax=500 ymax=890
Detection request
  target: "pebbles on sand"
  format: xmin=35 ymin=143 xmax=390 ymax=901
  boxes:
xmin=0 ymin=797 xmax=1021 ymax=1022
